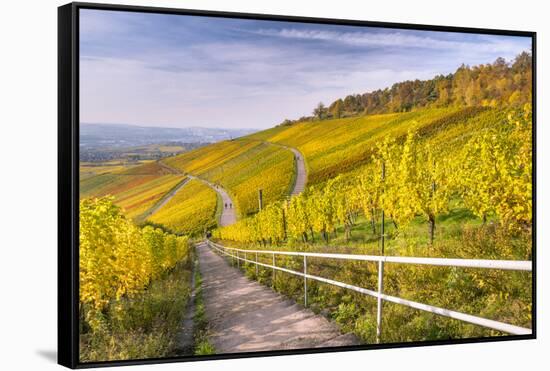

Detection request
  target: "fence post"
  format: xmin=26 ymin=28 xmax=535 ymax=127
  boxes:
xmin=237 ymin=251 xmax=240 ymax=268
xmin=376 ymin=161 xmax=386 ymax=344
xmin=255 ymin=252 xmax=259 ymax=277
xmin=376 ymin=260 xmax=384 ymax=343
xmin=272 ymin=252 xmax=276 ymax=287
xmin=304 ymin=255 xmax=308 ymax=307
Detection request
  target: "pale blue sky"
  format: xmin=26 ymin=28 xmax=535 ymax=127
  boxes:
xmin=80 ymin=9 xmax=532 ymax=129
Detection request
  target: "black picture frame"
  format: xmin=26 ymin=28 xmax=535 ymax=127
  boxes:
xmin=58 ymin=2 xmax=537 ymax=368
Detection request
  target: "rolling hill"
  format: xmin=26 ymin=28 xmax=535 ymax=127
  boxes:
xmin=80 ymin=105 xmax=512 ymax=235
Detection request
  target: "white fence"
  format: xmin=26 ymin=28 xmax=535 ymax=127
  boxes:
xmin=206 ymin=240 xmax=532 ymax=341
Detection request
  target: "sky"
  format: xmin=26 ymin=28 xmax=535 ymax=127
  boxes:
xmin=80 ymin=9 xmax=532 ymax=130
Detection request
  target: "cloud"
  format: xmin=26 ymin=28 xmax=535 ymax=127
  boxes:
xmin=254 ymin=28 xmax=529 ymax=54
xmin=79 ymin=10 xmax=532 ymax=129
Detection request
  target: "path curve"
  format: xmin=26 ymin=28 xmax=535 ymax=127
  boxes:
xmin=266 ymin=142 xmax=307 ymax=196
xmin=158 ymin=160 xmax=237 ymax=227
xmin=188 ymin=175 xmax=236 ymax=227
xmin=196 ymin=241 xmax=359 ymax=353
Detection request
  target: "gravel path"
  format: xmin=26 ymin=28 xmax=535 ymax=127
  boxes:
xmin=266 ymin=142 xmax=307 ymax=195
xmin=189 ymin=176 xmax=236 ymax=227
xmin=289 ymin=147 xmax=307 ymax=195
xmin=196 ymin=241 xmax=359 ymax=354
xmin=158 ymin=160 xmax=237 ymax=227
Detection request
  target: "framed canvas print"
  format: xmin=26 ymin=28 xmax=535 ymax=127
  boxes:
xmin=58 ymin=2 xmax=536 ymax=368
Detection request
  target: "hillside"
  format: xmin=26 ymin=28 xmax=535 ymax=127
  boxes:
xmin=79 ymin=85 xmax=531 ymax=347
xmin=162 ymin=138 xmax=295 ymax=217
xmin=80 ymin=105 xmax=518 ymax=235
xmin=79 ymin=54 xmax=532 ymax=244
xmin=248 ymin=106 xmax=494 ymax=184
xmin=80 ymin=161 xmax=185 ymax=219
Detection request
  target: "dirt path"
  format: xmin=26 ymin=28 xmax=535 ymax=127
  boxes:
xmin=266 ymin=142 xmax=307 ymax=195
xmin=158 ymin=161 xmax=237 ymax=227
xmin=196 ymin=241 xmax=359 ymax=354
xmin=188 ymin=175 xmax=236 ymax=227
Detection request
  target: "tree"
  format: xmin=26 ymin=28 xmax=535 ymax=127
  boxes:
xmin=313 ymin=102 xmax=327 ymax=120
xmin=329 ymin=99 xmax=344 ymax=119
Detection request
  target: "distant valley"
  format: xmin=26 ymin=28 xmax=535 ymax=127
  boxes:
xmin=80 ymin=123 xmax=258 ymax=162
xmin=80 ymin=123 xmax=258 ymax=148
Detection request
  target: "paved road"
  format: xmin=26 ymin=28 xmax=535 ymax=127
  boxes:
xmin=266 ymin=142 xmax=307 ymax=196
xmin=196 ymin=241 xmax=359 ymax=354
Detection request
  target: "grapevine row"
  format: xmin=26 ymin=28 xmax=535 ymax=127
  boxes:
xmin=214 ymin=105 xmax=532 ymax=245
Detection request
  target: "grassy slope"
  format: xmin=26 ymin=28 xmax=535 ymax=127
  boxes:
xmin=147 ymin=179 xmax=218 ymax=235
xmin=79 ymin=161 xmax=184 ymax=219
xmin=79 ymin=161 xmax=152 ymax=180
xmin=162 ymin=138 xmax=294 ymax=217
xmin=223 ymin=107 xmax=516 ymax=257
xmin=246 ymin=107 xmax=490 ymax=185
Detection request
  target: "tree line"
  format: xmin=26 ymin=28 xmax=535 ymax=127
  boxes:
xmin=279 ymin=52 xmax=532 ymax=125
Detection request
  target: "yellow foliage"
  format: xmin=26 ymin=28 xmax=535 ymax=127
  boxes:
xmin=79 ymin=197 xmax=190 ymax=330
xmin=148 ymin=179 xmax=218 ymax=235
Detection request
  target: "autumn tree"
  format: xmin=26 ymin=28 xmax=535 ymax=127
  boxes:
xmin=313 ymin=102 xmax=327 ymax=120
xmin=329 ymin=99 xmax=344 ymax=119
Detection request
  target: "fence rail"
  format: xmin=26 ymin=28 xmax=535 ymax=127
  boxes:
xmin=206 ymin=240 xmax=532 ymax=339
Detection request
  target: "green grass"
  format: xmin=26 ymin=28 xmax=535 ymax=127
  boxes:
xmin=192 ymin=261 xmax=216 ymax=355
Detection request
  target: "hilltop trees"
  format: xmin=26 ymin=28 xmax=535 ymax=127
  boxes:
xmin=273 ymin=52 xmax=531 ymax=128
xmin=355 ymin=52 xmax=532 ymax=115
xmin=279 ymin=53 xmax=531 ymax=127
xmin=313 ymin=102 xmax=328 ymax=120
xmin=329 ymin=99 xmax=344 ymax=119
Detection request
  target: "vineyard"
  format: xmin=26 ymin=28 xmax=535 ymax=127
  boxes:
xmin=79 ymin=160 xmax=152 ymax=180
xmin=147 ymin=179 xmax=218 ymax=235
xmin=248 ymin=107 xmax=498 ymax=185
xmin=162 ymin=139 xmax=294 ymax=216
xmin=211 ymin=104 xmax=532 ymax=342
xmin=80 ymin=173 xmax=185 ymax=220
xmin=79 ymin=197 xmax=193 ymax=361
xmin=77 ymin=51 xmax=532 ymax=355
xmin=215 ymin=105 xmax=531 ymax=247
